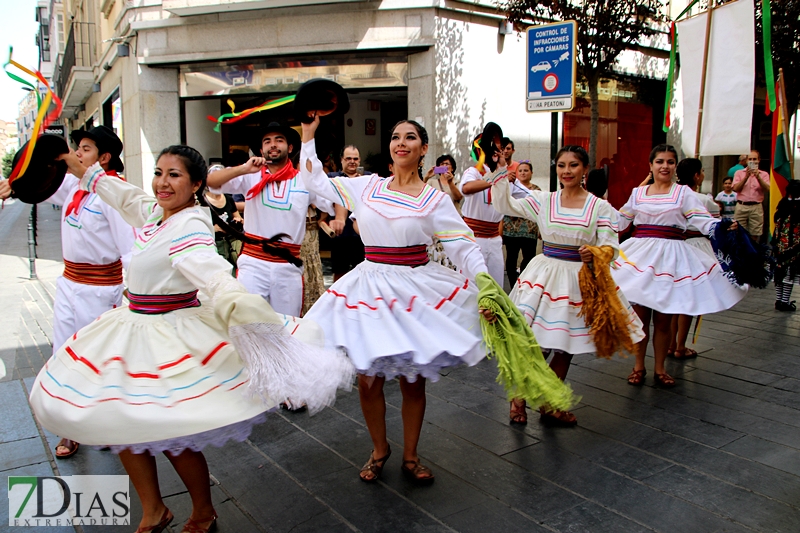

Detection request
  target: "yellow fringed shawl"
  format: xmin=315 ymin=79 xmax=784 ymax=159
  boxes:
xmin=577 ymin=245 xmax=635 ymax=359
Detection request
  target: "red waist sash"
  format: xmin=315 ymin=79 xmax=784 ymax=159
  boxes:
xmin=63 ymin=259 xmax=123 ymax=286
xmin=365 ymin=245 xmax=429 ymax=267
xmin=241 ymin=232 xmax=301 ymax=263
xmin=464 ymin=217 xmax=501 ymax=239
xmin=542 ymin=242 xmax=582 ymax=262
xmin=684 ymin=230 xmax=707 ymax=239
xmin=128 ymin=290 xmax=201 ymax=314
xmin=632 ymin=225 xmax=686 ymax=240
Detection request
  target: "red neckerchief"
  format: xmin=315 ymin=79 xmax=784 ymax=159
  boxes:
xmin=245 ymin=162 xmax=299 ymax=200
xmin=65 ymin=170 xmax=122 ymax=217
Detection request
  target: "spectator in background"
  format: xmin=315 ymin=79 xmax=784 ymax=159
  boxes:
xmin=503 ymin=160 xmax=540 ymax=287
xmin=424 ymin=154 xmax=462 ymax=210
xmin=585 ymin=168 xmax=608 ymax=199
xmin=727 ymin=154 xmax=747 ymax=178
xmin=732 ymin=150 xmax=769 ymax=239
xmin=715 ymin=177 xmax=737 ymax=220
xmin=227 ymin=149 xmax=250 ymax=214
xmin=328 ymin=145 xmax=365 ymax=281
xmin=502 ymin=137 xmax=519 ymax=181
xmin=205 ymin=165 xmax=243 ymax=272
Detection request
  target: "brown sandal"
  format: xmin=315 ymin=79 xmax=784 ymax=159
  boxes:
xmin=359 ymin=447 xmax=391 ymax=483
xmin=539 ymin=407 xmax=578 ymax=427
xmin=654 ymin=372 xmax=676 ymax=387
xmin=509 ymin=399 xmax=527 ymax=424
xmin=135 ymin=508 xmax=173 ymax=533
xmin=181 ymin=511 xmax=217 ymax=533
xmin=401 ymin=459 xmax=435 ymax=485
xmin=627 ymin=368 xmax=646 ymax=386
xmin=672 ymin=348 xmax=698 ymax=360
xmin=55 ymin=438 xmax=79 ymax=459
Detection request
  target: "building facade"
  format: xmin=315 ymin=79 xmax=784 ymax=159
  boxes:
xmin=54 ymin=0 xmax=679 ymax=201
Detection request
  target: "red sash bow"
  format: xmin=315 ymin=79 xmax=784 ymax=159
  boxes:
xmin=65 ymin=170 xmax=121 ymax=217
xmin=245 ymin=162 xmax=299 ymax=200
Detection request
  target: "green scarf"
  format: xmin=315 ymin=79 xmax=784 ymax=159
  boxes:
xmin=477 ymin=273 xmax=579 ymax=411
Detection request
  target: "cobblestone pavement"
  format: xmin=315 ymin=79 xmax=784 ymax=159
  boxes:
xmin=1 ymin=198 xmax=799 ymax=533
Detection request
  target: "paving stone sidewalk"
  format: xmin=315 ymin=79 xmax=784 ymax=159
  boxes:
xmin=1 ymin=198 xmax=799 ymax=533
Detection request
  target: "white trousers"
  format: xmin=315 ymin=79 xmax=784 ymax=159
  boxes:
xmin=52 ymin=276 xmax=124 ymax=352
xmin=477 ymin=236 xmax=504 ymax=286
xmin=237 ymin=255 xmax=303 ymax=316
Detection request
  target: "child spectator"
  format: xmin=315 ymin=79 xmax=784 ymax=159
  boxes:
xmin=715 ymin=177 xmax=737 ymax=220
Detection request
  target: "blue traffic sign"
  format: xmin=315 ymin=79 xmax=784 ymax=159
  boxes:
xmin=526 ymin=21 xmax=577 ymax=112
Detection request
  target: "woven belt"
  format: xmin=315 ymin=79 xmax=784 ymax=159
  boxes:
xmin=241 ymin=232 xmax=301 ymax=263
xmin=365 ymin=245 xmax=429 ymax=267
xmin=542 ymin=241 xmax=582 ymax=262
xmin=464 ymin=217 xmax=501 ymax=239
xmin=737 ymin=200 xmax=759 ymax=206
xmin=128 ymin=290 xmax=201 ymax=314
xmin=63 ymin=259 xmax=123 ymax=286
xmin=632 ymin=225 xmax=686 ymax=240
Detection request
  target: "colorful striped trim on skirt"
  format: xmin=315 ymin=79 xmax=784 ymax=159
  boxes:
xmin=632 ymin=224 xmax=686 ymax=240
xmin=63 ymin=259 xmax=123 ymax=286
xmin=364 ymin=245 xmax=430 ymax=267
xmin=128 ymin=290 xmax=201 ymax=314
xmin=464 ymin=217 xmax=501 ymax=239
xmin=542 ymin=241 xmax=582 ymax=262
xmin=241 ymin=233 xmax=301 ymax=263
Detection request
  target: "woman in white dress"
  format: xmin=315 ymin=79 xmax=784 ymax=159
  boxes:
xmin=668 ymin=158 xmax=721 ymax=359
xmin=300 ymin=116 xmax=491 ymax=485
xmin=31 ymin=145 xmax=353 ymax=533
xmin=490 ymin=146 xmax=644 ymax=426
xmin=613 ymin=145 xmax=746 ymax=388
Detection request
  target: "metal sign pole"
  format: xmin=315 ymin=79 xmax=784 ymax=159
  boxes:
xmin=27 ymin=204 xmax=37 ymax=280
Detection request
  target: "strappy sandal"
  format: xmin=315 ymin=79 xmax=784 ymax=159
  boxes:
xmin=181 ymin=512 xmax=217 ymax=533
xmin=401 ymin=459 xmax=435 ymax=485
xmin=539 ymin=407 xmax=578 ymax=427
xmin=135 ymin=508 xmax=173 ymax=533
xmin=55 ymin=438 xmax=79 ymax=459
xmin=509 ymin=399 xmax=527 ymax=424
xmin=672 ymin=348 xmax=698 ymax=360
xmin=654 ymin=372 xmax=676 ymax=388
xmin=627 ymin=368 xmax=646 ymax=386
xmin=359 ymin=447 xmax=391 ymax=483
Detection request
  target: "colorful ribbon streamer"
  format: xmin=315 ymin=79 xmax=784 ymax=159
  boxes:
xmin=762 ymin=0 xmax=776 ymax=113
xmin=207 ymin=95 xmax=296 ymax=132
xmin=3 ymin=47 xmax=63 ymax=183
xmin=471 ymin=136 xmax=486 ymax=174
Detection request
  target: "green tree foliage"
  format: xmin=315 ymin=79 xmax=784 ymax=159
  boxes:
xmin=501 ymin=0 xmax=666 ymax=167
xmin=2 ymin=150 xmax=14 ymax=179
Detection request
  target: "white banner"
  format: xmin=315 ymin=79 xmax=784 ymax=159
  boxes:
xmin=678 ymin=0 xmax=755 ymax=157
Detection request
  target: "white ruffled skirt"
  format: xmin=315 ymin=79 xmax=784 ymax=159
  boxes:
xmin=304 ymin=260 xmax=485 ymax=381
xmin=613 ymin=237 xmax=747 ymax=315
xmin=29 ymin=302 xmax=327 ymax=453
xmin=510 ymin=255 xmax=644 ymax=355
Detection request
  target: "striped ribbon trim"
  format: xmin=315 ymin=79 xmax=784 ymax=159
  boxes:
xmin=365 ymin=245 xmax=429 ymax=267
xmin=542 ymin=242 xmax=582 ymax=262
xmin=63 ymin=259 xmax=123 ymax=286
xmin=128 ymin=290 xmax=201 ymax=314
xmin=464 ymin=216 xmax=501 ymax=238
xmin=632 ymin=225 xmax=686 ymax=240
xmin=684 ymin=230 xmax=707 ymax=239
xmin=241 ymin=232 xmax=301 ymax=263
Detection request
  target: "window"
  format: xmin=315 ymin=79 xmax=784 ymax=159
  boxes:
xmin=57 ymin=14 xmax=64 ymax=53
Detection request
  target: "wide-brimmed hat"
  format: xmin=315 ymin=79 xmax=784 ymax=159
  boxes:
xmin=293 ymin=79 xmax=350 ymax=124
xmin=9 ymin=134 xmax=69 ymax=204
xmin=250 ymin=122 xmax=301 ymax=158
xmin=70 ymin=125 xmax=124 ymax=173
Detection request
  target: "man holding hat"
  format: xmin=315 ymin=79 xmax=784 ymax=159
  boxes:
xmin=460 ymin=124 xmax=506 ymax=285
xmin=207 ymin=122 xmax=333 ymax=316
xmin=0 ymin=125 xmax=135 ymax=459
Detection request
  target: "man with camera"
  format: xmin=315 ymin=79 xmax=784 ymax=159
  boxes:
xmin=731 ymin=150 xmax=769 ymax=240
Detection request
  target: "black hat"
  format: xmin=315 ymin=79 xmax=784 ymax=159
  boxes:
xmin=9 ymin=134 xmax=69 ymax=204
xmin=293 ymin=79 xmax=350 ymax=124
xmin=250 ymin=122 xmax=301 ymax=158
xmin=71 ymin=125 xmax=124 ymax=173
xmin=471 ymin=122 xmax=503 ymax=170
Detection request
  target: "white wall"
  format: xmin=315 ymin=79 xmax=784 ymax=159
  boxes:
xmin=185 ymin=99 xmax=223 ymax=164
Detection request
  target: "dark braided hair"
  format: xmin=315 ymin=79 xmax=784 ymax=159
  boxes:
xmin=392 ymin=120 xmax=428 ymax=179
xmin=649 ymin=144 xmax=678 ymax=163
xmin=676 ymin=158 xmax=703 ymax=189
xmin=158 ymin=145 xmax=301 ymax=267
xmin=555 ymin=145 xmax=589 ymax=166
